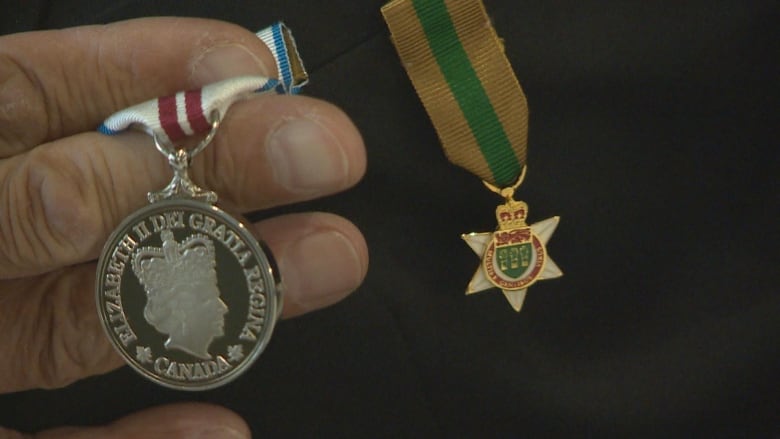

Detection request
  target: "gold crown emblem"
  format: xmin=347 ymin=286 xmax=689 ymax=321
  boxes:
xmin=132 ymin=230 xmax=217 ymax=299
xmin=495 ymin=199 xmax=528 ymax=230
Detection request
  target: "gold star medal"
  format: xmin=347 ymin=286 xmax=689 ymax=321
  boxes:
xmin=463 ymin=167 xmax=562 ymax=311
xmin=383 ymin=0 xmax=562 ymax=311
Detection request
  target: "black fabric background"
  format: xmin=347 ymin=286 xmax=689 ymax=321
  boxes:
xmin=1 ymin=1 xmax=778 ymax=437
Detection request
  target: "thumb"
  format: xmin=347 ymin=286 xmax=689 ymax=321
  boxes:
xmin=3 ymin=403 xmax=249 ymax=439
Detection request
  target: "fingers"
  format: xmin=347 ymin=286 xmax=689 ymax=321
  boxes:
xmin=0 ymin=212 xmax=367 ymax=392
xmin=6 ymin=403 xmax=250 ymax=439
xmin=0 ymin=94 xmax=366 ymax=278
xmin=0 ymin=264 xmax=123 ymax=393
xmin=254 ymin=213 xmax=369 ymax=317
xmin=0 ymin=17 xmax=275 ymax=156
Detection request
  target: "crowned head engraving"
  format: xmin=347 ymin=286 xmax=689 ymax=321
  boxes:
xmin=132 ymin=230 xmax=227 ymax=359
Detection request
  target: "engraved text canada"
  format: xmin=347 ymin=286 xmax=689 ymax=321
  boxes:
xmin=96 ymin=200 xmax=280 ymax=390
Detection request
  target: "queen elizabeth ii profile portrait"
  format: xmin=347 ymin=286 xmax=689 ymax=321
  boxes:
xmin=132 ymin=229 xmax=228 ymax=360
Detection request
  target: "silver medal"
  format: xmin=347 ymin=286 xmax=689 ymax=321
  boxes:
xmin=96 ymin=115 xmax=282 ymax=390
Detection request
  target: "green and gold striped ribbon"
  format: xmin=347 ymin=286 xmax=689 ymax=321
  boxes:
xmin=382 ymin=0 xmax=528 ymax=187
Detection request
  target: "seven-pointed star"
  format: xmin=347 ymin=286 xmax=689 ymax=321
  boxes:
xmin=462 ymin=216 xmax=563 ymax=312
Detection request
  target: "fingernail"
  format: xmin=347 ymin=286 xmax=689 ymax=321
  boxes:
xmin=267 ymin=118 xmax=349 ymax=194
xmin=284 ymin=230 xmax=362 ymax=311
xmin=191 ymin=44 xmax=270 ymax=85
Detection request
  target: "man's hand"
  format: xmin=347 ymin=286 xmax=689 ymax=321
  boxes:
xmin=0 ymin=17 xmax=368 ymax=438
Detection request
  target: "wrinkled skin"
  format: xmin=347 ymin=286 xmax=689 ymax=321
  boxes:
xmin=0 ymin=17 xmax=368 ymax=439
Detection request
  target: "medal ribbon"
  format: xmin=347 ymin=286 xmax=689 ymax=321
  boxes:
xmin=257 ymin=22 xmax=309 ymax=94
xmin=98 ymin=22 xmax=308 ymax=143
xmin=382 ymin=0 xmax=528 ymax=187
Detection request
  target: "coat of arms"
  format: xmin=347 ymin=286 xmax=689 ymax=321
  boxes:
xmin=463 ymin=193 xmax=562 ymax=312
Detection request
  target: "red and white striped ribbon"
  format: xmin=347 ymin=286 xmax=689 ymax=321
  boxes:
xmin=98 ymin=76 xmax=278 ymax=142
xmin=98 ymin=22 xmax=307 ymax=144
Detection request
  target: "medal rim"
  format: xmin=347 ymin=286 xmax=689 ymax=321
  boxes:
xmin=95 ymin=199 xmax=281 ymax=391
